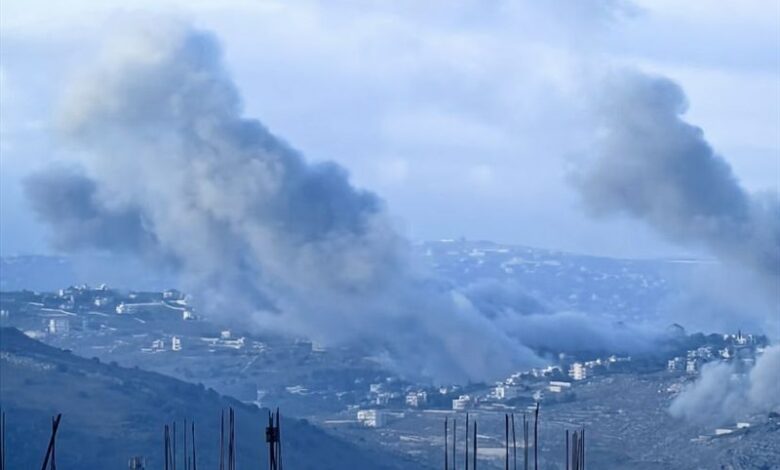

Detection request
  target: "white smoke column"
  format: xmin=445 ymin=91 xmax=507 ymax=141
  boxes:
xmin=669 ymin=345 xmax=780 ymax=424
xmin=572 ymin=69 xmax=780 ymax=422
xmin=25 ymin=23 xmax=540 ymax=383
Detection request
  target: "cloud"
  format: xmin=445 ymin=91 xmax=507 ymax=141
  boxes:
xmin=25 ymin=23 xmax=543 ymax=383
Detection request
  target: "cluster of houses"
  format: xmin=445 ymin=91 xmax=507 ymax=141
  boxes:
xmin=355 ymin=353 xmax=634 ymax=427
xmin=667 ymin=331 xmax=761 ymax=375
xmin=0 ymin=284 xmax=202 ymax=341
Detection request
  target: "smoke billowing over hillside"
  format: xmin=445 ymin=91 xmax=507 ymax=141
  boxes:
xmin=573 ymin=70 xmax=780 ymax=423
xmin=25 ymin=24 xmax=546 ymax=383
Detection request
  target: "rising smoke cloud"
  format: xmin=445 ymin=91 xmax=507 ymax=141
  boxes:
xmin=574 ymin=71 xmax=779 ymax=295
xmin=573 ymin=70 xmax=780 ymax=421
xmin=24 ymin=23 xmax=541 ymax=383
xmin=669 ymin=345 xmax=780 ymax=425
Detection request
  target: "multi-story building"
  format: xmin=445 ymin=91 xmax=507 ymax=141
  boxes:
xmin=568 ymin=362 xmax=587 ymax=381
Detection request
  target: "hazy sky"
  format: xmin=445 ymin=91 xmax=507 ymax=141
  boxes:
xmin=1 ymin=0 xmax=778 ymax=258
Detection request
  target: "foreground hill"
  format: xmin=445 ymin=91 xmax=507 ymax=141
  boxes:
xmin=0 ymin=327 xmax=414 ymax=469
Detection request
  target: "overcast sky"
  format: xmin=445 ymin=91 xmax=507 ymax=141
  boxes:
xmin=1 ymin=0 xmax=778 ymax=258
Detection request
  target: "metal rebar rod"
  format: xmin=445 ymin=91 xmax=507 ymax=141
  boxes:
xmin=444 ymin=417 xmax=448 ymax=470
xmin=277 ymin=408 xmax=283 ymax=470
xmin=173 ymin=422 xmax=177 ymax=470
xmin=229 ymin=408 xmax=235 ymax=470
xmin=465 ymin=413 xmax=469 ymax=470
xmin=1 ymin=410 xmax=5 ymax=470
xmin=164 ymin=425 xmax=169 ymax=470
xmin=39 ymin=414 xmax=62 ymax=470
xmin=472 ymin=420 xmax=477 ymax=470
xmin=50 ymin=416 xmax=56 ymax=470
xmin=219 ymin=410 xmax=224 ymax=470
xmin=533 ymin=404 xmax=539 ymax=470
xmin=511 ymin=414 xmax=517 ymax=470
xmin=523 ymin=414 xmax=528 ymax=470
xmin=453 ymin=418 xmax=457 ymax=470
xmin=505 ymin=414 xmax=509 ymax=470
xmin=191 ymin=420 xmax=196 ymax=470
xmin=184 ymin=419 xmax=188 ymax=470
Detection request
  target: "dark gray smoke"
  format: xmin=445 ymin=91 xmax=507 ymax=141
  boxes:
xmin=25 ymin=166 xmax=154 ymax=252
xmin=573 ymin=69 xmax=780 ymax=422
xmin=574 ymin=71 xmax=779 ymax=296
xmin=24 ymin=24 xmax=540 ymax=383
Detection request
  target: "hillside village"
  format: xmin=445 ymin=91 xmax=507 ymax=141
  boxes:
xmin=1 ymin=280 xmax=774 ymax=469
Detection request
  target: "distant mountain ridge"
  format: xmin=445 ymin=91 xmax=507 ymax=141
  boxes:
xmin=1 ymin=241 xmax=708 ymax=320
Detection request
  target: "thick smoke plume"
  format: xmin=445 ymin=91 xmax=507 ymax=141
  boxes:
xmin=573 ymin=70 xmax=780 ymax=421
xmin=669 ymin=345 xmax=780 ymax=425
xmin=25 ymin=24 xmax=539 ymax=383
xmin=574 ymin=71 xmax=779 ymax=295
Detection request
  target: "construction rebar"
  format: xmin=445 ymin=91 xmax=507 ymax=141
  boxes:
xmin=228 ymin=408 xmax=235 ymax=470
xmin=173 ymin=422 xmax=177 ymax=470
xmin=565 ymin=430 xmax=569 ymax=470
xmin=505 ymin=414 xmax=509 ymax=470
xmin=511 ymin=414 xmax=517 ymax=470
xmin=472 ymin=420 xmax=477 ymax=470
xmin=276 ymin=408 xmax=283 ymax=470
xmin=452 ymin=418 xmax=457 ymax=470
xmin=0 ymin=409 xmax=5 ymax=470
xmin=219 ymin=410 xmax=224 ymax=470
xmin=184 ymin=420 xmax=188 ymax=470
xmin=444 ymin=417 xmax=448 ymax=470
xmin=533 ymin=403 xmax=539 ymax=470
xmin=39 ymin=413 xmax=62 ymax=470
xmin=523 ymin=414 xmax=528 ymax=470
xmin=464 ymin=413 xmax=469 ymax=470
xmin=191 ymin=420 xmax=197 ymax=470
xmin=164 ymin=425 xmax=169 ymax=470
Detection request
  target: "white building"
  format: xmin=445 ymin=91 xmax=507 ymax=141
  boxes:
xmin=47 ymin=318 xmax=70 ymax=335
xmin=222 ymin=337 xmax=245 ymax=349
xmin=494 ymin=384 xmax=520 ymax=400
xmin=548 ymin=381 xmax=572 ymax=393
xmin=452 ymin=395 xmax=473 ymax=411
xmin=405 ymin=391 xmax=428 ymax=408
xmin=686 ymin=358 xmax=700 ymax=375
xmin=374 ymin=393 xmax=392 ymax=406
xmin=151 ymin=339 xmax=165 ymax=351
xmin=171 ymin=336 xmax=182 ymax=351
xmin=163 ymin=289 xmax=183 ymax=300
xmin=568 ymin=362 xmax=587 ymax=381
xmin=357 ymin=409 xmax=386 ymax=427
xmin=182 ymin=310 xmax=195 ymax=320
xmin=667 ymin=357 xmax=685 ymax=372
